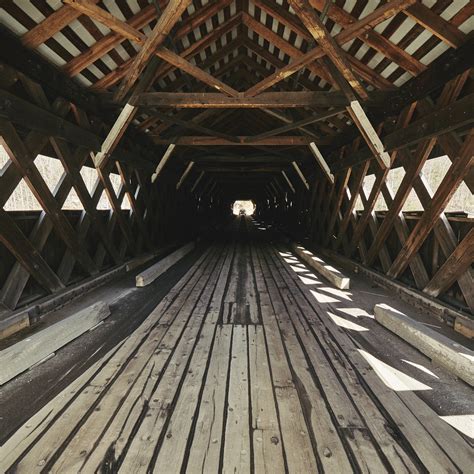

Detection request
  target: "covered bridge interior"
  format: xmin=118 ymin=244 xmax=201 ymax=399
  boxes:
xmin=0 ymin=0 xmax=473 ymax=472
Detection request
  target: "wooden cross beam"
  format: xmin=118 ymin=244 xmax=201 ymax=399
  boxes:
xmin=335 ymin=93 xmax=474 ymax=170
xmin=149 ymin=111 xmax=239 ymax=143
xmin=243 ymin=108 xmax=345 ymax=143
xmin=308 ymin=143 xmax=334 ymax=183
xmin=292 ymin=162 xmax=310 ymax=190
xmin=307 ymin=0 xmax=426 ymax=76
xmin=176 ymin=161 xmax=195 ymax=190
xmin=388 ymin=129 xmax=474 ymax=279
xmin=288 ymin=0 xmax=368 ymax=99
xmin=135 ymin=91 xmax=349 ymax=108
xmin=90 ymin=8 xmax=240 ymax=91
xmin=0 ymin=120 xmax=99 ymax=276
xmin=114 ymin=0 xmax=193 ymax=101
xmin=191 ymin=171 xmax=205 ymax=193
xmin=151 ymin=144 xmax=176 ymax=183
xmin=0 ymin=209 xmax=65 ymax=296
xmin=244 ymin=0 xmax=415 ymax=97
xmin=65 ymin=1 xmax=239 ymax=98
xmin=281 ymin=171 xmax=296 ymax=193
xmin=153 ymin=136 xmax=314 ymax=146
xmin=423 ymin=228 xmax=474 ymax=298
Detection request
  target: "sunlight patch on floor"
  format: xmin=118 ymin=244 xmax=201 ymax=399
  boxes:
xmin=298 ymin=275 xmax=321 ymax=285
xmin=328 ymin=313 xmax=368 ymax=332
xmin=358 ymin=350 xmax=432 ymax=391
xmin=319 ymin=286 xmax=352 ymax=301
xmin=310 ymin=289 xmax=339 ymax=304
xmin=289 ymin=265 xmax=309 ymax=274
xmin=402 ymin=359 xmax=439 ymax=378
xmin=337 ymin=307 xmax=374 ymax=319
xmin=440 ymin=415 xmax=474 ymax=439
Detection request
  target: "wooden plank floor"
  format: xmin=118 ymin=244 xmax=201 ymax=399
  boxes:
xmin=0 ymin=218 xmax=472 ymax=473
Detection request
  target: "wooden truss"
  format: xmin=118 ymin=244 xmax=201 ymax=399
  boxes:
xmin=0 ymin=0 xmax=472 ymax=314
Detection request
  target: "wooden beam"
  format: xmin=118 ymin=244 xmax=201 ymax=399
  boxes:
xmin=94 ymin=103 xmax=137 ymax=168
xmin=176 ymin=161 xmax=195 ymax=190
xmin=151 ymin=144 xmax=176 ymax=183
xmin=21 ymin=1 xmax=100 ymax=48
xmin=153 ymin=136 xmax=314 ymax=146
xmin=51 ymin=139 xmax=122 ymax=265
xmin=90 ymin=8 xmax=239 ymax=91
xmin=245 ymin=0 xmax=414 ymax=97
xmin=150 ymin=111 xmax=239 ymax=143
xmin=324 ymin=168 xmax=352 ymax=246
xmin=307 ymin=0 xmax=426 ymax=77
xmin=64 ymin=0 xmax=145 ymax=42
xmin=388 ymin=129 xmax=474 ymax=279
xmin=244 ymin=108 xmax=344 ymax=142
xmin=0 ymin=89 xmax=153 ymax=169
xmin=423 ymin=228 xmax=474 ymax=298
xmin=114 ymin=0 xmax=192 ymax=101
xmin=136 ymin=91 xmax=349 ymax=108
xmin=0 ymin=121 xmax=99 ymax=276
xmin=281 ymin=171 xmax=296 ymax=193
xmin=333 ymin=161 xmax=370 ymax=250
xmin=289 ymin=0 xmax=367 ymax=99
xmin=191 ymin=171 xmax=205 ymax=192
xmin=65 ymin=1 xmax=240 ymax=99
xmin=0 ymin=209 xmax=65 ymax=296
xmin=116 ymin=162 xmax=153 ymax=250
xmin=405 ymin=3 xmax=466 ymax=48
xmin=291 ymin=162 xmax=310 ymax=190
xmin=154 ymin=48 xmax=239 ymax=97
xmin=308 ymin=143 xmax=334 ymax=183
xmin=348 ymin=100 xmax=391 ymax=169
xmin=335 ymin=93 xmax=474 ymax=170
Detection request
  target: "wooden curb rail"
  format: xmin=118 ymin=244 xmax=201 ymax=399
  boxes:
xmin=291 ymin=243 xmax=350 ymax=289
xmin=374 ymin=303 xmax=474 ymax=386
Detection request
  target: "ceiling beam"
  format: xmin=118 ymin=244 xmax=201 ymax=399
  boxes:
xmin=114 ymin=0 xmax=192 ymax=101
xmin=244 ymin=107 xmax=345 ymax=142
xmin=289 ymin=0 xmax=368 ymax=99
xmin=136 ymin=91 xmax=350 ymax=108
xmin=149 ymin=110 xmax=240 ymax=143
xmin=245 ymin=0 xmax=415 ymax=97
xmin=153 ymin=136 xmax=314 ymax=146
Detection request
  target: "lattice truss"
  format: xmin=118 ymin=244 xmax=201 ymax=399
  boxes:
xmin=0 ymin=0 xmax=472 ymax=312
